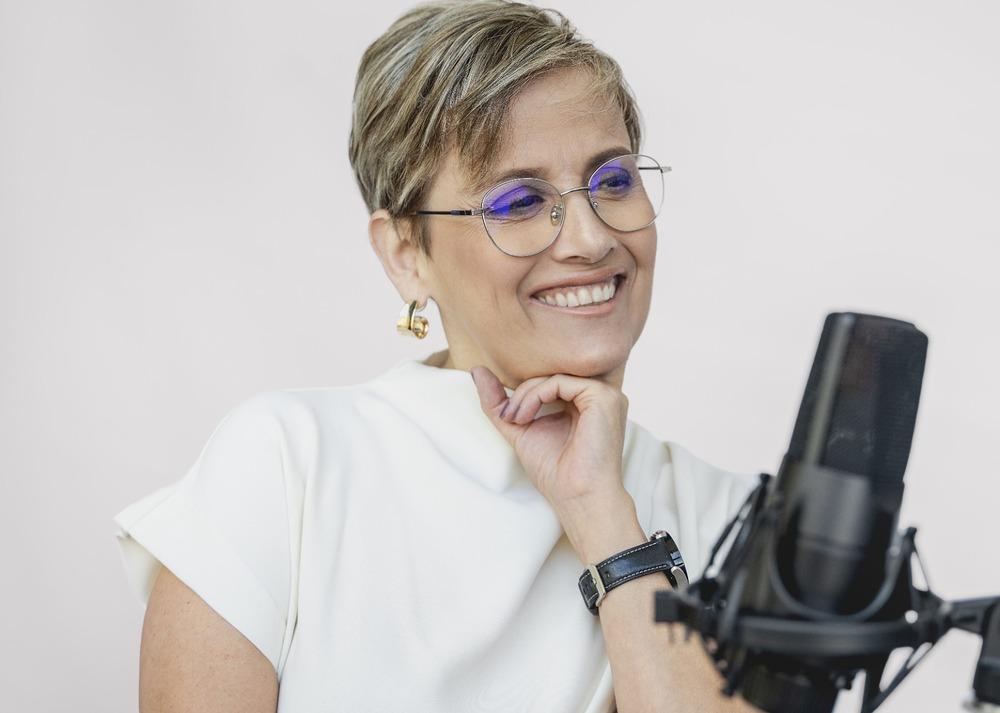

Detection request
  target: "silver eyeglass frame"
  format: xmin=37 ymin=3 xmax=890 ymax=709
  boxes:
xmin=409 ymin=152 xmax=671 ymax=257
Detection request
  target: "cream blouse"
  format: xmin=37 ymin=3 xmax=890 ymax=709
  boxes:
xmin=113 ymin=355 xmax=756 ymax=712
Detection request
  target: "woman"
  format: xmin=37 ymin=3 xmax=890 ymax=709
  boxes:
xmin=113 ymin=1 xmax=757 ymax=711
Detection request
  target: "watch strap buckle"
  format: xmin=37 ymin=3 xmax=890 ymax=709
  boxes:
xmin=586 ymin=564 xmax=607 ymax=608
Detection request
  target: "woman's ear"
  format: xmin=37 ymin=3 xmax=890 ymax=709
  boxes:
xmin=368 ymin=209 xmax=429 ymax=304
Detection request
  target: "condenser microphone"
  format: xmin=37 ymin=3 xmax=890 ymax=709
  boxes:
xmin=654 ymin=312 xmax=930 ymax=712
xmin=736 ymin=312 xmax=928 ymax=710
xmin=656 ymin=312 xmax=1000 ymax=713
xmin=774 ymin=312 xmax=926 ymax=612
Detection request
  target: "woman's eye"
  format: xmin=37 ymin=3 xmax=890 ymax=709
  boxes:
xmin=507 ymin=194 xmax=543 ymax=210
xmin=488 ymin=192 xmax=545 ymax=218
xmin=597 ymin=171 xmax=632 ymax=191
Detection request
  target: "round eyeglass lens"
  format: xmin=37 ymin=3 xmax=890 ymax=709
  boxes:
xmin=588 ymin=153 xmax=664 ymax=232
xmin=481 ymin=177 xmax=562 ymax=257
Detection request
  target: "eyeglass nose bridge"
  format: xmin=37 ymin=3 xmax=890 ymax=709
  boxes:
xmin=549 ymin=184 xmax=598 ymax=227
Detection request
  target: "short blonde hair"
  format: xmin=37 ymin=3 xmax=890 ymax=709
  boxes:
xmin=348 ymin=0 xmax=644 ymax=256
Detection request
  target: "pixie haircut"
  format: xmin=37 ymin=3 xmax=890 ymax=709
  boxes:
xmin=348 ymin=0 xmax=644 ymax=257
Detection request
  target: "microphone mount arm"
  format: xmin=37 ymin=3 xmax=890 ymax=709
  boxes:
xmin=655 ymin=474 xmax=1000 ymax=713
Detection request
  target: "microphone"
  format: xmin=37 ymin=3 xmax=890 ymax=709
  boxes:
xmin=656 ymin=312 xmax=940 ymax=713
xmin=737 ymin=312 xmax=927 ymax=710
xmin=656 ymin=311 xmax=1000 ymax=712
xmin=776 ymin=312 xmax=924 ymax=613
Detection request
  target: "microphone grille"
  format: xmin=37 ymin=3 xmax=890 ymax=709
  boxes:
xmin=788 ymin=313 xmax=928 ymax=493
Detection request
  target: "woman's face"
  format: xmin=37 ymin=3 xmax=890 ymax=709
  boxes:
xmin=392 ymin=66 xmax=656 ymax=390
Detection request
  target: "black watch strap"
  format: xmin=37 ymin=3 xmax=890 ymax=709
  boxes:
xmin=578 ymin=529 xmax=688 ymax=615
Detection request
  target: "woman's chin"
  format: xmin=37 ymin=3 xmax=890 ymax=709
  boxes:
xmin=529 ymin=347 xmax=628 ymax=379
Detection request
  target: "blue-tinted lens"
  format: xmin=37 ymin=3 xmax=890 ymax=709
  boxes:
xmin=588 ymin=154 xmax=663 ymax=231
xmin=589 ymin=160 xmax=637 ymax=198
xmin=484 ymin=181 xmax=549 ymax=221
xmin=481 ymin=178 xmax=560 ymax=256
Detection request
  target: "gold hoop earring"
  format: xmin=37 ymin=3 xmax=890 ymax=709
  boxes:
xmin=396 ymin=299 xmax=430 ymax=339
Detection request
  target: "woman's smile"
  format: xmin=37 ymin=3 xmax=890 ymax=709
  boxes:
xmin=528 ymin=274 xmax=627 ymax=315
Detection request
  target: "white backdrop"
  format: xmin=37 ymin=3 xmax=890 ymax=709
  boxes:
xmin=1 ymin=1 xmax=998 ymax=711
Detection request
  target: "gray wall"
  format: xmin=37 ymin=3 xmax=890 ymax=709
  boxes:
xmin=2 ymin=1 xmax=998 ymax=711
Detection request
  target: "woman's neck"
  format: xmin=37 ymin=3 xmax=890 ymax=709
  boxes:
xmin=421 ymin=349 xmax=451 ymax=369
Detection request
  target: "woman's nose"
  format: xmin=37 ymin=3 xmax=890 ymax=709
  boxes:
xmin=548 ymin=188 xmax=615 ymax=261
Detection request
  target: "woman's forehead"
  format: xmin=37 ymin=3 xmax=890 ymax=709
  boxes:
xmin=481 ymin=142 xmax=633 ymax=189
xmin=507 ymin=68 xmax=622 ymax=130
xmin=467 ymin=123 xmax=630 ymax=191
xmin=442 ymin=70 xmax=630 ymax=196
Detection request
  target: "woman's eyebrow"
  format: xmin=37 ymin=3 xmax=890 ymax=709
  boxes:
xmin=473 ymin=145 xmax=631 ymax=193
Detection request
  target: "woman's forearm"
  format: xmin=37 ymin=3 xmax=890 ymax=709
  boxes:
xmin=556 ymin=489 xmax=758 ymax=713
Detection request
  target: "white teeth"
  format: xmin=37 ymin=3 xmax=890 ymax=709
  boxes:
xmin=535 ymin=276 xmax=619 ymax=308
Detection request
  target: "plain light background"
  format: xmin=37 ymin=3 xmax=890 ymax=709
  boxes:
xmin=1 ymin=1 xmax=998 ymax=711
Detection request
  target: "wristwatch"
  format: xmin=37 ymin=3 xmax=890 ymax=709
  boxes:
xmin=578 ymin=529 xmax=688 ymax=615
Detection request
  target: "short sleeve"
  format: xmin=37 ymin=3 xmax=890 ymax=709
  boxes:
xmin=112 ymin=392 xmax=299 ymax=676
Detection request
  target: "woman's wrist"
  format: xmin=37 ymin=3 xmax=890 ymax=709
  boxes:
xmin=553 ymin=486 xmax=647 ymax=565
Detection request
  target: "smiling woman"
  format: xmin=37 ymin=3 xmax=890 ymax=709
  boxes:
xmin=112 ymin=1 xmax=759 ymax=712
xmin=368 ymin=63 xmax=658 ymax=387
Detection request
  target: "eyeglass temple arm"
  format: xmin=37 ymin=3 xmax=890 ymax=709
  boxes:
xmin=639 ymin=165 xmax=672 ymax=174
xmin=411 ymin=209 xmax=486 ymax=216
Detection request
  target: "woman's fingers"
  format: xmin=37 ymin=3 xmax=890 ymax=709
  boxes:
xmin=468 ymin=365 xmax=509 ymax=415
xmin=498 ymin=375 xmax=548 ymax=421
xmin=507 ymin=373 xmax=615 ymax=425
xmin=472 ymin=364 xmax=624 ymax=434
xmin=470 ymin=367 xmax=543 ymax=440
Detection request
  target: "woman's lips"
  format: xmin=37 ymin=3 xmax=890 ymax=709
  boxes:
xmin=528 ymin=274 xmax=625 ymax=314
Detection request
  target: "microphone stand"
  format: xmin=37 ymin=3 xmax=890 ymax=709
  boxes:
xmin=655 ymin=474 xmax=1000 ymax=713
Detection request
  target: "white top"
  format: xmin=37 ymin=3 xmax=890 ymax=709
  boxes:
xmin=113 ymin=355 xmax=757 ymax=712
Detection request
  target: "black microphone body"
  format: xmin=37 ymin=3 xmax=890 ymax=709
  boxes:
xmin=659 ymin=312 xmax=931 ymax=713
xmin=656 ymin=311 xmax=1000 ymax=712
xmin=742 ymin=313 xmax=927 ymax=711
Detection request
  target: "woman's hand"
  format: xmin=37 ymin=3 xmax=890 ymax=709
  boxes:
xmin=469 ymin=366 xmax=630 ymax=508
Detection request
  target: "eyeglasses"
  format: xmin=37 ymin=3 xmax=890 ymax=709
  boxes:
xmin=409 ymin=153 xmax=671 ymax=257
